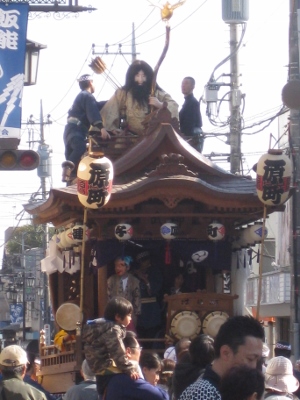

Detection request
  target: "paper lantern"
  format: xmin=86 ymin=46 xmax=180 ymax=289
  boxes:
xmin=56 ymin=231 xmax=70 ymax=249
xmin=207 ymin=221 xmax=225 ymax=241
xmin=256 ymin=149 xmax=292 ymax=206
xmin=160 ymin=222 xmax=178 ymax=240
xmin=242 ymin=223 xmax=268 ymax=246
xmin=64 ymin=228 xmax=76 ymax=246
xmin=77 ymin=154 xmax=113 ymax=209
xmin=115 ymin=223 xmax=133 ymax=241
xmin=72 ymin=224 xmax=90 ymax=243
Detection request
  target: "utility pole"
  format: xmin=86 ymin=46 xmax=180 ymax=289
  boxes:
xmin=229 ymin=23 xmax=242 ymax=174
xmin=93 ymin=23 xmax=140 ymax=64
xmin=287 ymin=0 xmax=300 ymax=359
xmin=222 ymin=0 xmax=248 ymax=174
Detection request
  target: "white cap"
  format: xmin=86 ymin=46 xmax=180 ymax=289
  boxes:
xmin=0 ymin=345 xmax=28 ymax=367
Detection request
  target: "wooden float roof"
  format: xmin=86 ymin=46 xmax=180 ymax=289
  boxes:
xmin=24 ymin=108 xmax=283 ymax=238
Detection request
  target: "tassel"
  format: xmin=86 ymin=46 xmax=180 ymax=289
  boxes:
xmin=165 ymin=241 xmax=171 ymax=265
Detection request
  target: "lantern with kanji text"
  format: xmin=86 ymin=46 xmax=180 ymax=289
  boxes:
xmin=208 ymin=221 xmax=225 ymax=241
xmin=115 ymin=223 xmax=133 ymax=241
xmin=160 ymin=222 xmax=178 ymax=240
xmin=77 ymin=153 xmax=113 ymax=209
xmin=256 ymin=149 xmax=292 ymax=206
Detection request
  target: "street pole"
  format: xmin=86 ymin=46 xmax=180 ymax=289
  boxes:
xmin=21 ymin=232 xmax=27 ymax=342
xmin=289 ymin=0 xmax=300 ymax=359
xmin=229 ymin=23 xmax=242 ymax=174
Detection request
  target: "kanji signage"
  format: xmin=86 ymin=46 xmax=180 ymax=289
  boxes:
xmin=0 ymin=3 xmax=29 ymax=144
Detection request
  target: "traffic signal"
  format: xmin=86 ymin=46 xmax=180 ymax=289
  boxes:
xmin=0 ymin=149 xmax=39 ymax=170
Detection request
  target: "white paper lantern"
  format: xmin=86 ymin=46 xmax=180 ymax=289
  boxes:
xmin=160 ymin=222 xmax=178 ymax=240
xmin=56 ymin=231 xmax=70 ymax=249
xmin=242 ymin=223 xmax=268 ymax=246
xmin=115 ymin=224 xmax=133 ymax=241
xmin=256 ymin=149 xmax=292 ymax=206
xmin=64 ymin=228 xmax=76 ymax=246
xmin=72 ymin=224 xmax=90 ymax=243
xmin=207 ymin=221 xmax=225 ymax=241
xmin=77 ymin=154 xmax=113 ymax=209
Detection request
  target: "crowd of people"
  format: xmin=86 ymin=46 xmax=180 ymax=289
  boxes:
xmin=61 ymin=59 xmax=203 ymax=183
xmin=2 ymin=307 xmax=300 ymax=400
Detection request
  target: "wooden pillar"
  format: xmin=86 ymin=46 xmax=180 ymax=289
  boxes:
xmin=97 ymin=266 xmax=107 ymax=317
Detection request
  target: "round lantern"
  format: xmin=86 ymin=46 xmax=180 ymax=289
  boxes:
xmin=242 ymin=223 xmax=268 ymax=246
xmin=64 ymin=228 xmax=76 ymax=246
xmin=207 ymin=221 xmax=225 ymax=241
xmin=160 ymin=222 xmax=178 ymax=240
xmin=256 ymin=149 xmax=292 ymax=206
xmin=115 ymin=223 xmax=133 ymax=241
xmin=56 ymin=231 xmax=70 ymax=249
xmin=72 ymin=223 xmax=90 ymax=243
xmin=77 ymin=154 xmax=113 ymax=209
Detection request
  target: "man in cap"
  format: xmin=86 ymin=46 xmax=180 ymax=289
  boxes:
xmin=0 ymin=344 xmax=47 ymax=400
xmin=62 ymin=74 xmax=110 ymax=183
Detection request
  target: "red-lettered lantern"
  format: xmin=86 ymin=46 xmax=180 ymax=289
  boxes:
xmin=256 ymin=149 xmax=292 ymax=206
xmin=115 ymin=224 xmax=133 ymax=241
xmin=77 ymin=154 xmax=113 ymax=209
xmin=160 ymin=222 xmax=178 ymax=240
xmin=208 ymin=221 xmax=225 ymax=241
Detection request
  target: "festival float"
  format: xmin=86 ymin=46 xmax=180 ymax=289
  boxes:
xmin=23 ymin=2 xmax=292 ymax=395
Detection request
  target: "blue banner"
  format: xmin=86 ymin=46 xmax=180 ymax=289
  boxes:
xmin=10 ymin=303 xmax=23 ymax=324
xmin=0 ymin=3 xmax=29 ymax=142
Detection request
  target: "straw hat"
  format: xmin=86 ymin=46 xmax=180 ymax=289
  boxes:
xmin=265 ymin=356 xmax=299 ymax=393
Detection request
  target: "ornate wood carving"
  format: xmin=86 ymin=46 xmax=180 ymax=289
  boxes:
xmin=147 ymin=153 xmax=198 ymax=178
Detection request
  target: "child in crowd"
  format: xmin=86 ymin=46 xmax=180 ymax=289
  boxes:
xmin=139 ymin=352 xmax=162 ymax=387
xmin=107 ymin=255 xmax=141 ymax=329
xmin=82 ymin=296 xmax=139 ymax=397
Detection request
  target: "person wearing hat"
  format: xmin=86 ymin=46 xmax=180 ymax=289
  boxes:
xmin=107 ymin=256 xmax=141 ymax=329
xmin=274 ymin=340 xmax=300 ymax=398
xmin=264 ymin=356 xmax=299 ymax=400
xmin=62 ymin=74 xmax=110 ymax=183
xmin=0 ymin=344 xmax=47 ymax=400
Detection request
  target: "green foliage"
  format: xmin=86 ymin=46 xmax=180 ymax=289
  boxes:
xmin=5 ymin=225 xmax=46 ymax=255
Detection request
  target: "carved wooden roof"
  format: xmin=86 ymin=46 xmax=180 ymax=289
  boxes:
xmin=24 ymin=108 xmax=283 ymax=240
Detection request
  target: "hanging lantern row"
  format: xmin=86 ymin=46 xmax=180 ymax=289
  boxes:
xmin=256 ymin=149 xmax=292 ymax=206
xmin=232 ymin=222 xmax=268 ymax=251
xmin=77 ymin=154 xmax=114 ymax=209
xmin=114 ymin=222 xmax=180 ymax=241
xmin=52 ymin=224 xmax=90 ymax=250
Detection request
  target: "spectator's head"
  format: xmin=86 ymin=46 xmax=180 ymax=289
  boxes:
xmin=104 ymin=296 xmax=133 ymax=327
xmin=274 ymin=341 xmax=292 ymax=359
xmin=0 ymin=345 xmax=28 ymax=378
xmin=140 ymin=352 xmax=162 ymax=386
xmin=81 ymin=359 xmax=96 ymax=381
xmin=123 ymin=331 xmax=143 ymax=363
xmin=175 ymin=338 xmax=191 ymax=363
xmin=77 ymin=74 xmax=94 ymax=92
xmin=181 ymin=77 xmax=196 ymax=96
xmin=220 ymin=365 xmax=265 ymax=400
xmin=265 ymin=356 xmax=299 ymax=394
xmin=189 ymin=334 xmax=215 ymax=368
xmin=213 ymin=316 xmax=264 ymax=372
xmin=159 ymin=358 xmax=176 ymax=388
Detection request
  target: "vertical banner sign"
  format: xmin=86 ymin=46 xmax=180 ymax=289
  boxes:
xmin=0 ymin=3 xmax=29 ymax=143
xmin=10 ymin=303 xmax=23 ymax=324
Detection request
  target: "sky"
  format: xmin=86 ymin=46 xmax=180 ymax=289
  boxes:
xmin=0 ymin=0 xmax=290 ymax=264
